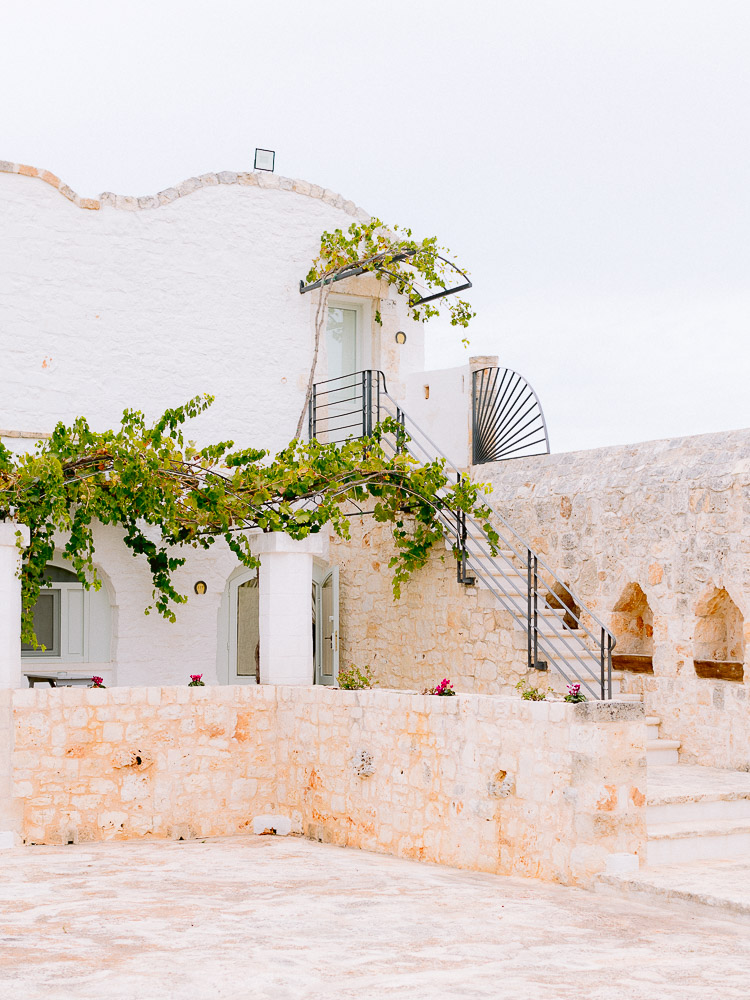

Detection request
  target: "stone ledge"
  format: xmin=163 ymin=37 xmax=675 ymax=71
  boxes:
xmin=0 ymin=159 xmax=368 ymax=219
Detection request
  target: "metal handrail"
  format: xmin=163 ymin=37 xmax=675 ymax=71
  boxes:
xmin=309 ymin=369 xmax=616 ymax=698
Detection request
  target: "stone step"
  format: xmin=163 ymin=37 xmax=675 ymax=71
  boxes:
xmin=645 ymin=716 xmax=661 ymax=740
xmin=648 ymin=795 xmax=750 ymax=826
xmin=647 ymin=818 xmax=750 ymax=866
xmin=647 ymin=739 xmax=680 ymax=766
xmin=647 ymin=763 xmax=750 ymax=827
xmin=597 ymin=857 xmax=750 ymax=926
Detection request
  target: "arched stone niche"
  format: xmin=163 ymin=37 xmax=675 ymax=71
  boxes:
xmin=544 ymin=581 xmax=581 ymax=631
xmin=610 ymin=583 xmax=654 ymax=673
xmin=693 ymin=587 xmax=745 ymax=682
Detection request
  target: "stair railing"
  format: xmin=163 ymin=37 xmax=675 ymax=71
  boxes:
xmin=309 ymin=370 xmax=616 ymax=699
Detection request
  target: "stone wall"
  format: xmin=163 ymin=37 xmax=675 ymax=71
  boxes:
xmin=2 ymin=685 xmax=646 ymax=887
xmin=333 ymin=427 xmax=750 ymax=771
xmin=7 ymin=685 xmax=278 ymax=844
xmin=479 ymin=428 xmax=750 ymax=770
xmin=331 ymin=519 xmax=527 ymax=696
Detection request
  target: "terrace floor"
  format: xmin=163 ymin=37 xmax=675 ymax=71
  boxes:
xmin=1 ymin=835 xmax=749 ymax=1000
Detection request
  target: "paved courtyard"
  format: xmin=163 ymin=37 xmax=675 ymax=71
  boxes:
xmin=1 ymin=835 xmax=749 ymax=1000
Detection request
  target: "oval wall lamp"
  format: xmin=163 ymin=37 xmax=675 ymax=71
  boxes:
xmin=194 ymin=581 xmax=208 ymax=595
xmin=395 ymin=331 xmax=407 ymax=345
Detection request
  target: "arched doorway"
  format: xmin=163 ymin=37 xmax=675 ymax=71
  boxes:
xmin=223 ymin=562 xmax=339 ymax=685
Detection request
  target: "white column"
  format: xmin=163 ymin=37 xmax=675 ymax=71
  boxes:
xmin=252 ymin=532 xmax=323 ymax=686
xmin=0 ymin=523 xmax=30 ymax=690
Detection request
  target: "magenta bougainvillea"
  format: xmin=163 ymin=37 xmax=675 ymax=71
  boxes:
xmin=425 ymin=678 xmax=456 ymax=696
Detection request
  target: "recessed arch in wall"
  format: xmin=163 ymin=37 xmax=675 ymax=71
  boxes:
xmin=544 ymin=581 xmax=581 ymax=631
xmin=693 ymin=587 xmax=745 ymax=682
xmin=610 ymin=582 xmax=654 ymax=673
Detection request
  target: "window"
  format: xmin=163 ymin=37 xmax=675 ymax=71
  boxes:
xmin=20 ymin=563 xmax=111 ymax=664
xmin=22 ymin=588 xmax=61 ymax=657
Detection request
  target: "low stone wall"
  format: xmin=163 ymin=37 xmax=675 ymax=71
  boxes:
xmin=2 ymin=685 xmax=646 ymax=887
xmin=7 ymin=685 xmax=278 ymax=844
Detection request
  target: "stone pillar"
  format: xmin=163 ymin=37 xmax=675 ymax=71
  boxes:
xmin=469 ymin=354 xmax=499 ymax=373
xmin=252 ymin=532 xmax=323 ymax=686
xmin=0 ymin=523 xmax=30 ymax=691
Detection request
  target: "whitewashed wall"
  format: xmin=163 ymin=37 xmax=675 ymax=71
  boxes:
xmin=0 ymin=164 xmax=428 ymax=685
xmin=0 ymin=165 xmax=423 ymax=451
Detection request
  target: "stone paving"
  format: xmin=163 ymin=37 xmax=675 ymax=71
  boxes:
xmin=1 ymin=835 xmax=750 ymax=1000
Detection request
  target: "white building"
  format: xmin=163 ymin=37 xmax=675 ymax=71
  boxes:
xmin=0 ymin=160 xmax=482 ymax=689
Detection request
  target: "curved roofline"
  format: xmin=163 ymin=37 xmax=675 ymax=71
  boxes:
xmin=0 ymin=159 xmax=369 ymax=217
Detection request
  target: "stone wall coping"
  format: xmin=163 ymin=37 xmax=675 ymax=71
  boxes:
xmin=9 ymin=682 xmax=644 ymax=722
xmin=474 ymin=425 xmax=750 ymax=473
xmin=0 ymin=160 xmax=370 ymax=220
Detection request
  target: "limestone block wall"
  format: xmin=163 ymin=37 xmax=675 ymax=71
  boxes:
xmin=3 ymin=685 xmax=646 ymax=887
xmin=330 ymin=519 xmax=528 ymax=695
xmin=332 ymin=427 xmax=750 ymax=771
xmin=7 ymin=685 xmax=278 ymax=845
xmin=275 ymin=689 xmax=646 ymax=886
xmin=478 ymin=428 xmax=750 ymax=770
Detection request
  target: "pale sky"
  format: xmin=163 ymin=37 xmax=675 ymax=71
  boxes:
xmin=3 ymin=0 xmax=749 ymax=453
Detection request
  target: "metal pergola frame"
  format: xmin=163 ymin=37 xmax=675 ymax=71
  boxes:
xmin=299 ymin=250 xmax=472 ymax=307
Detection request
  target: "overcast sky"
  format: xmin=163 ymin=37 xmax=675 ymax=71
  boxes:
xmin=3 ymin=1 xmax=749 ymax=453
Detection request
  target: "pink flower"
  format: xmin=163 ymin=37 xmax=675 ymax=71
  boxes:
xmin=190 ymin=674 xmax=203 ymax=682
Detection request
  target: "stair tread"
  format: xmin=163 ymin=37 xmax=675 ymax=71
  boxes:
xmin=645 ymin=716 xmax=661 ymax=725
xmin=647 ymin=764 xmax=750 ymax=806
xmin=598 ymin=858 xmax=750 ymax=923
xmin=648 ymin=816 xmax=750 ymax=841
xmin=648 ymin=739 xmax=681 ymax=750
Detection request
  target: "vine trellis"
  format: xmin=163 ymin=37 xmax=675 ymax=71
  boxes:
xmin=0 ymin=396 xmax=497 ymax=647
xmin=295 ymin=218 xmax=474 ymax=438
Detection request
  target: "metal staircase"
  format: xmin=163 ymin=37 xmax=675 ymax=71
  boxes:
xmin=309 ymin=370 xmax=616 ymax=700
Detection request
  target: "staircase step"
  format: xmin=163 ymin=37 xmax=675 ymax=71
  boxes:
xmin=597 ymin=858 xmax=750 ymax=925
xmin=645 ymin=716 xmax=661 ymax=740
xmin=648 ymin=796 xmax=750 ymax=825
xmin=647 ymin=817 xmax=750 ymax=865
xmin=647 ymin=740 xmax=680 ymax=765
xmin=647 ymin=763 xmax=750 ymax=826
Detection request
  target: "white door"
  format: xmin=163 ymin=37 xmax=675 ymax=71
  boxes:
xmin=313 ymin=566 xmax=339 ymax=685
xmin=325 ymin=306 xmax=360 ymax=443
xmin=326 ymin=306 xmax=358 ymax=380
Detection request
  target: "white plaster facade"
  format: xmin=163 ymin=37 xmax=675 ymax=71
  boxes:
xmin=0 ymin=162 xmax=424 ymax=688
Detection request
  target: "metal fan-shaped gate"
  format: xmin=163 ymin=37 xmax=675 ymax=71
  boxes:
xmin=471 ymin=367 xmax=550 ymax=464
